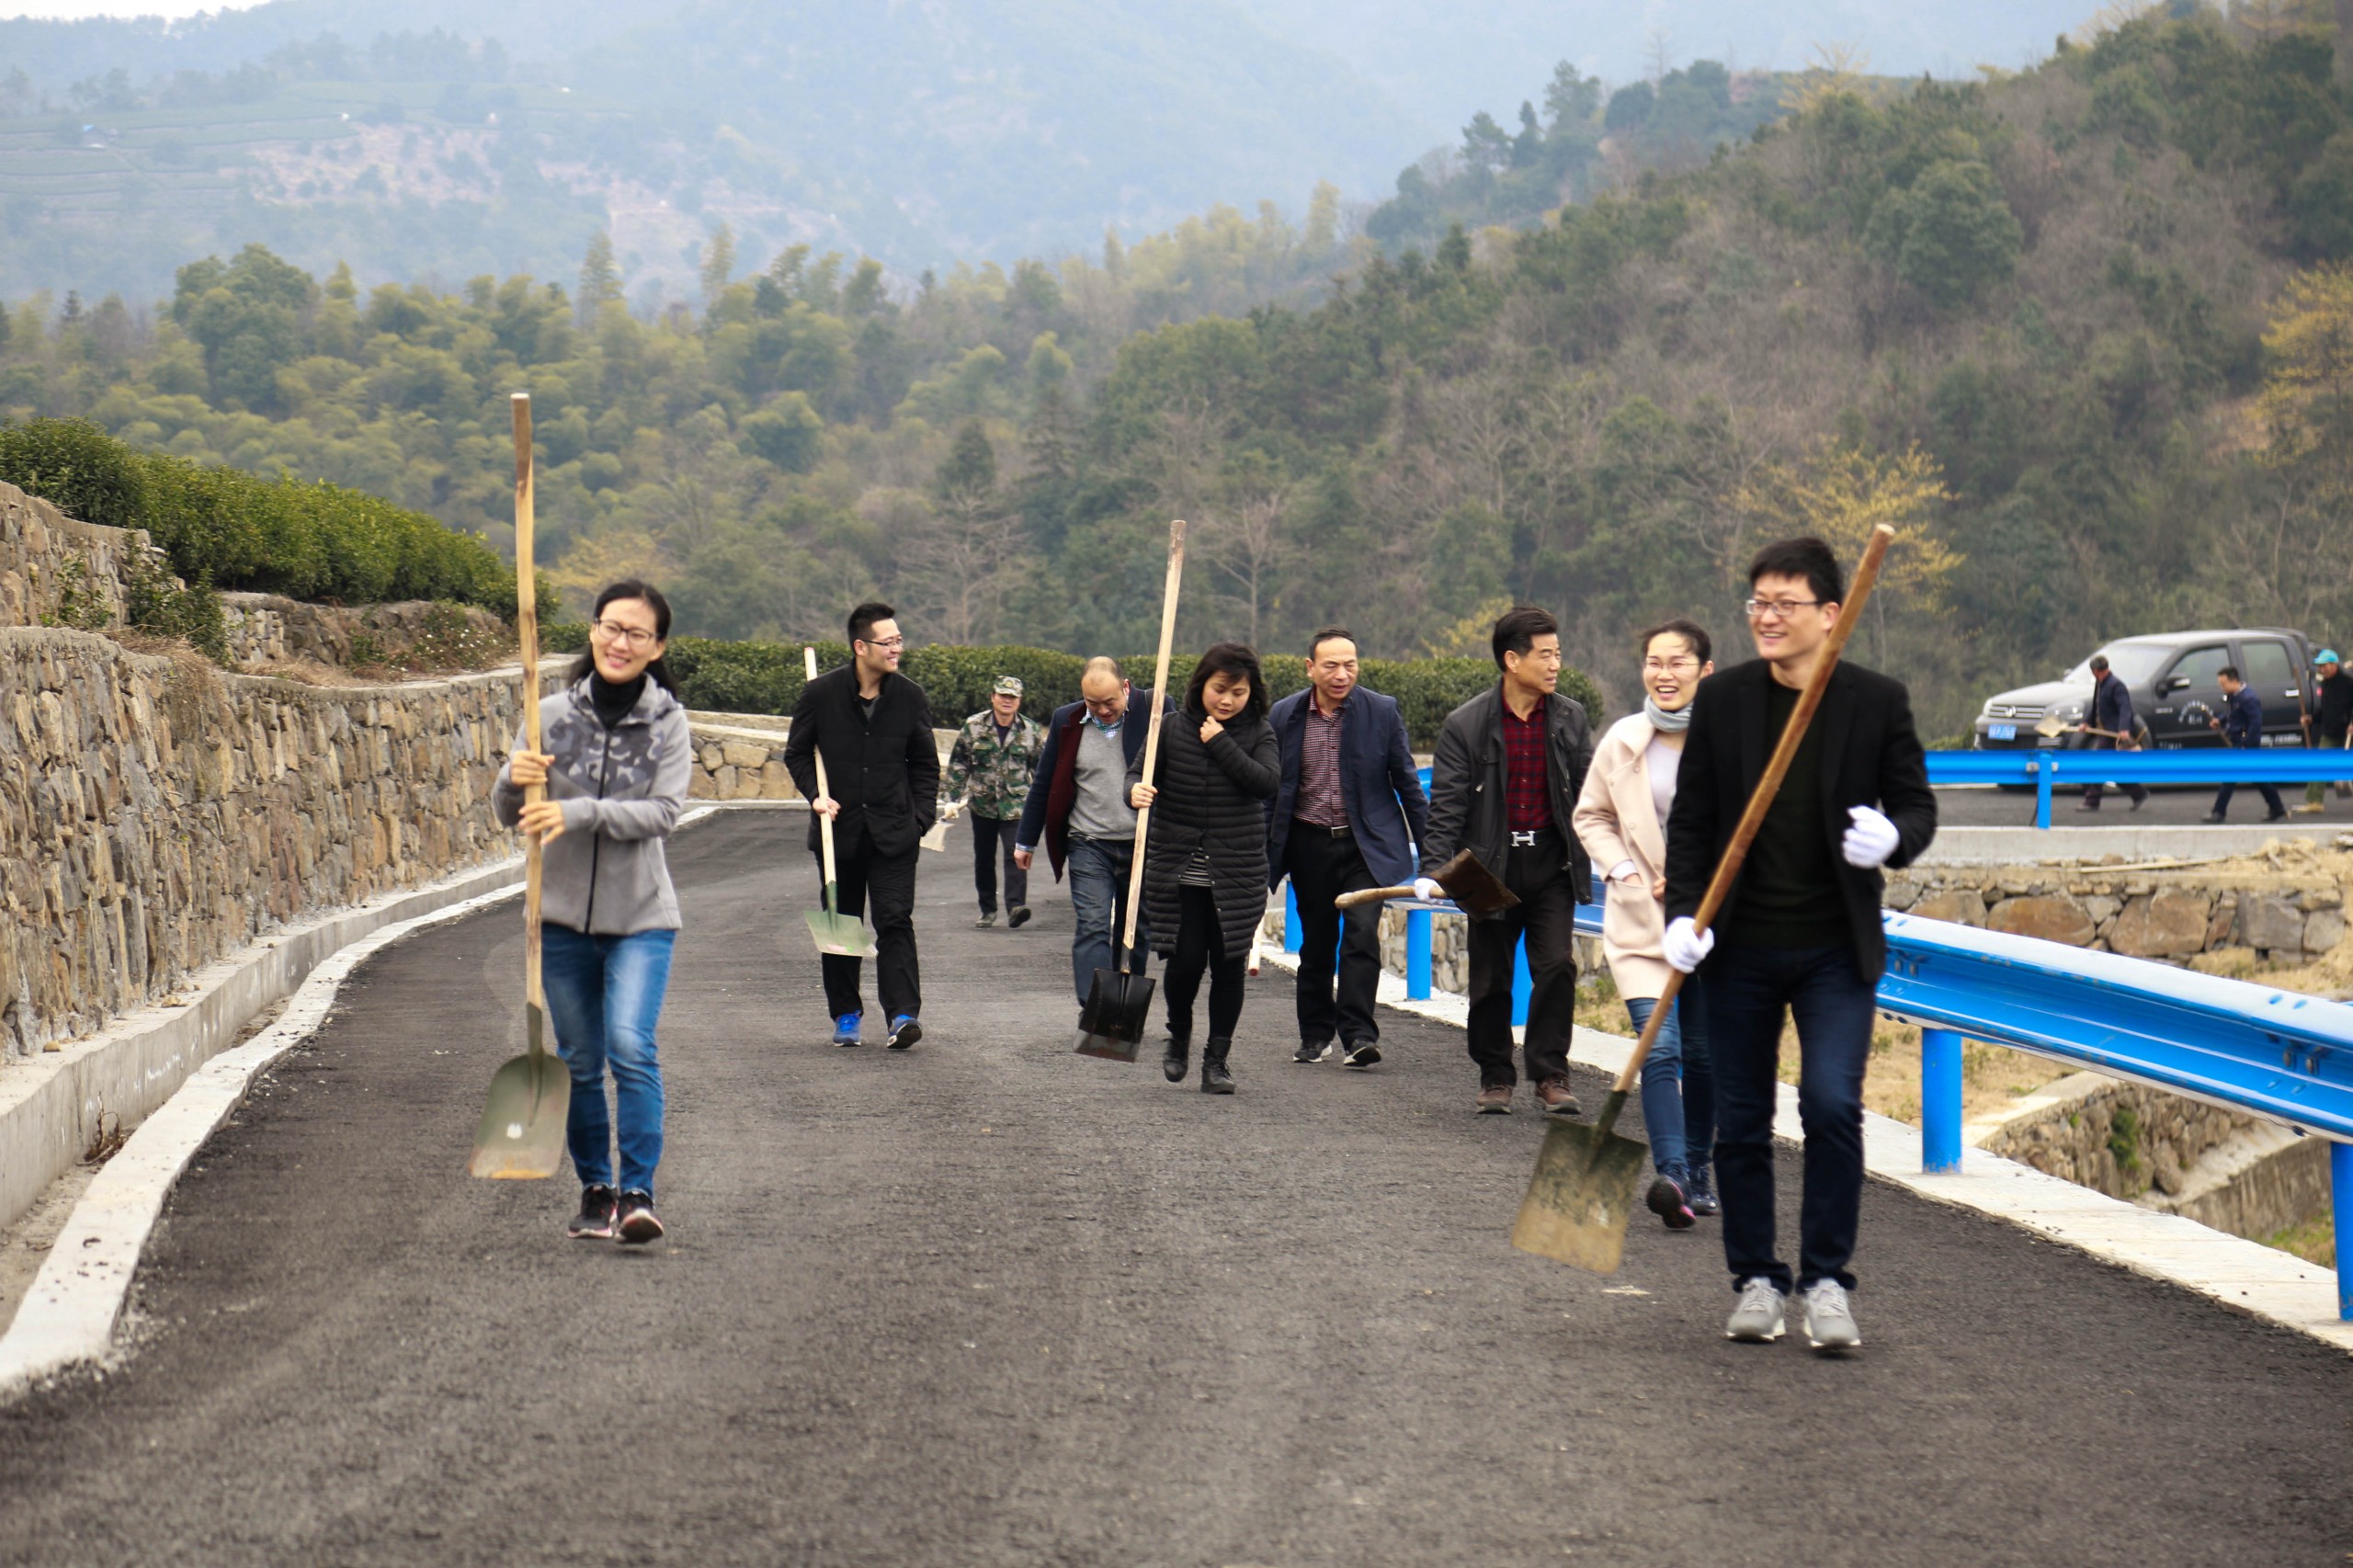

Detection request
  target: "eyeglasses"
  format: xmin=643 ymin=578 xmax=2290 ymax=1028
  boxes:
xmin=1642 ymin=657 xmax=1699 ymax=674
xmin=1743 ymin=598 xmax=1823 ymax=620
xmin=859 ymin=635 xmax=906 ymax=651
xmin=590 ymin=619 xmax=660 ymax=649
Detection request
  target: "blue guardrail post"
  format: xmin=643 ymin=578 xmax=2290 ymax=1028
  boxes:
xmin=1921 ymin=1028 xmax=1964 ymax=1173
xmin=2334 ymin=1141 xmax=2353 ymax=1322
xmin=1283 ymin=881 xmax=1302 ymax=955
xmin=1406 ymin=909 xmax=1432 ymax=1001
xmin=2035 ymin=758 xmax=2053 ymax=830
xmin=1512 ymin=934 xmax=1531 ymax=1028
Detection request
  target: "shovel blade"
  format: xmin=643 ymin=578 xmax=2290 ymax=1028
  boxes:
xmin=1510 ymin=1115 xmax=1650 ymax=1274
xmin=1074 ymin=969 xmax=1154 ymax=1060
xmin=804 ymin=908 xmax=878 ymax=959
xmin=468 ymin=1024 xmax=570 ymax=1179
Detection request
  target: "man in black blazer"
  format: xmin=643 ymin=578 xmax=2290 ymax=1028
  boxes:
xmin=1423 ymin=607 xmax=1593 ymax=1116
xmin=1267 ymin=628 xmax=1430 ymax=1069
xmin=783 ymin=601 xmax=939 ymax=1051
xmin=1663 ymin=538 xmax=1936 ymax=1353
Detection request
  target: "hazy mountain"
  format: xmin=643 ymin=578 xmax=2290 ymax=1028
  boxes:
xmin=1234 ymin=1 xmax=2097 ymax=130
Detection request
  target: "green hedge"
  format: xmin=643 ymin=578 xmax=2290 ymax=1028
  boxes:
xmin=534 ymin=628 xmax=1605 ymax=748
xmin=0 ymin=417 xmax=534 ymax=619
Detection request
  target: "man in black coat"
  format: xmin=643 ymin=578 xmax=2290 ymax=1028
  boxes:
xmin=783 ymin=601 xmax=939 ymax=1051
xmin=2076 ymin=653 xmax=2147 ymax=812
xmin=1422 ymin=607 xmax=1593 ymax=1117
xmin=1266 ymin=627 xmax=1430 ymax=1069
xmin=1663 ymin=537 xmax=1936 ymax=1353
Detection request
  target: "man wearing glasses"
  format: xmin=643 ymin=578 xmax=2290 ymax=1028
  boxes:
xmin=1661 ymin=537 xmax=1936 ymax=1353
xmin=784 ymin=601 xmax=939 ymax=1050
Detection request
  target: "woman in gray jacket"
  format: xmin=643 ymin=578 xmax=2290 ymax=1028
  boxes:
xmin=495 ymin=581 xmax=694 ymax=1244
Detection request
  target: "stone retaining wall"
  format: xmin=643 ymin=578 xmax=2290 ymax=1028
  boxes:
xmin=221 ymin=592 xmax=508 ymax=669
xmin=1884 ymin=862 xmax=2346 ymax=966
xmin=0 ymin=627 xmax=527 ymax=1059
xmin=0 ymin=480 xmax=142 ymax=631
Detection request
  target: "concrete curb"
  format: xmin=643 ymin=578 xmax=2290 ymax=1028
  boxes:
xmin=0 ymin=804 xmax=746 ymax=1400
xmin=1256 ymin=947 xmax=2353 ymax=1354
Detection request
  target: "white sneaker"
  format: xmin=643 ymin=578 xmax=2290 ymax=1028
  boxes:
xmin=1799 ymin=1280 xmax=1861 ymax=1351
xmin=1724 ymin=1277 xmax=1786 ymax=1342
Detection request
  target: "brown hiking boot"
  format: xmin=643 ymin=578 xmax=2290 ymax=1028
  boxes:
xmin=1536 ymin=1077 xmax=1582 ymax=1117
xmin=1475 ymin=1083 xmax=1513 ymax=1114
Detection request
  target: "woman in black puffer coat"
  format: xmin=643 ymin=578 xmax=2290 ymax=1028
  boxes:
xmin=1128 ymin=642 xmax=1279 ymax=1093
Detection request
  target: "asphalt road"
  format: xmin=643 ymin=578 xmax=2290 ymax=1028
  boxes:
xmin=2 ymin=812 xmax=2348 ymax=1566
xmin=1935 ymin=780 xmax=2353 ymax=830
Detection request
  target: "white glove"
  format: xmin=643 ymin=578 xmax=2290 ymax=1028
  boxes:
xmin=1842 ymin=804 xmax=1899 ymax=869
xmin=939 ymin=800 xmax=964 ymax=823
xmin=1663 ymin=916 xmax=1714 ymax=974
xmin=1412 ymin=877 xmax=1444 ymax=902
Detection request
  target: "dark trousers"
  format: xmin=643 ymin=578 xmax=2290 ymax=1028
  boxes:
xmin=1465 ymin=833 xmax=1579 ymax=1087
xmin=1284 ymin=824 xmax=1381 ymax=1047
xmin=2211 ymin=776 xmax=2285 ymax=819
xmin=971 ymin=813 xmax=1026 ymax=915
xmin=1705 ymin=942 xmax=1877 ymax=1294
xmin=814 ymin=836 xmax=920 ymax=1023
xmin=1165 ymin=885 xmax=1245 ymax=1040
xmin=2080 ymin=735 xmax=2146 ymax=808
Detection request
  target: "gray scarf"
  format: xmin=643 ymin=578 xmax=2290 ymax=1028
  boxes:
xmin=1643 ymin=696 xmax=1692 ymax=733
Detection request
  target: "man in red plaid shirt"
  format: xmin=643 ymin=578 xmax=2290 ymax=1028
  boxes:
xmin=1420 ymin=607 xmax=1595 ymax=1115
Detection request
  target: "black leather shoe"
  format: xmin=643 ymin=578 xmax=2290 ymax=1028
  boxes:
xmin=2201 ymin=812 xmax=2226 ymax=824
xmin=1162 ymin=1032 xmax=1191 ymax=1084
xmin=1201 ymin=1038 xmax=1236 ymax=1095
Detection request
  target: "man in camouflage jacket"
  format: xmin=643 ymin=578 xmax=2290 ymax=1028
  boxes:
xmin=947 ymin=675 xmax=1048 ymax=927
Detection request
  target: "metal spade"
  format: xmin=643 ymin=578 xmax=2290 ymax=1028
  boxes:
xmin=1075 ymin=518 xmax=1185 ymax=1060
xmin=1332 ymin=848 xmax=1521 ymax=918
xmin=802 ymin=643 xmax=881 ymax=959
xmin=471 ymin=392 xmax=571 ymax=1179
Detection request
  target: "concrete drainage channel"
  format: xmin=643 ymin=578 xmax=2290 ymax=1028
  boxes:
xmin=0 ymin=802 xmax=780 ymax=1398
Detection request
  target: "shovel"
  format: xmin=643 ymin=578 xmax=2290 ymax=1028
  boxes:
xmin=1510 ymin=523 xmax=1896 ymax=1273
xmin=802 ymin=643 xmax=880 ymax=959
xmin=1333 ymin=847 xmax=1521 ymax=918
xmin=1076 ymin=518 xmax=1186 ymax=1060
xmin=470 ymin=393 xmax=572 ymax=1179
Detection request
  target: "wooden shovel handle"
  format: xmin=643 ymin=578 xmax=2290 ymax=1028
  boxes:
xmin=1609 ymin=524 xmax=1896 ymax=1096
xmin=1120 ymin=520 xmax=1185 ymax=956
xmin=804 ymin=645 xmax=838 ymax=908
xmin=512 ymin=394 xmax=545 ymax=1021
xmin=1336 ymin=886 xmax=1419 ymax=910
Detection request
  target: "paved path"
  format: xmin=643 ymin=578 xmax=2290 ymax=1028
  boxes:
xmin=2 ymin=812 xmax=2348 ymax=1566
xmin=1935 ymin=781 xmax=2353 ymax=830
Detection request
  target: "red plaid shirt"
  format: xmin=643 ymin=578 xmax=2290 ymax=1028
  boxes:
xmin=1501 ymin=695 xmax=1554 ymax=833
xmin=1295 ymin=695 xmax=1347 ymax=826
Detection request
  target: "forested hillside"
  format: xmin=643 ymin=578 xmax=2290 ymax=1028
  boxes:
xmin=5 ymin=10 xmax=2352 ymax=741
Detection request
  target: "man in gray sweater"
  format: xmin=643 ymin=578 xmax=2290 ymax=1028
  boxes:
xmin=1015 ymin=657 xmax=1169 ymax=1009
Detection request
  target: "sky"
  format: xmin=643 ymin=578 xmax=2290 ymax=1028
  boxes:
xmin=2 ymin=3 xmax=256 ymax=17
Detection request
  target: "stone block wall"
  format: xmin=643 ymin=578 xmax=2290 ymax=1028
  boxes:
xmin=0 ymin=480 xmax=142 ymax=630
xmin=221 ymin=592 xmax=508 ymax=668
xmin=0 ymin=626 xmax=528 ymax=1059
xmin=1981 ymin=1077 xmax=2261 ymax=1200
xmin=1883 ymin=864 xmax=2345 ymax=965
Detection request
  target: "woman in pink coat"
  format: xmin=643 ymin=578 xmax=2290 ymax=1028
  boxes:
xmin=1572 ymin=619 xmax=1717 ymax=1228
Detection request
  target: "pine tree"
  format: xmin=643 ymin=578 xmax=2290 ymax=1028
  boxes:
xmin=576 ymin=232 xmax=622 ymax=325
xmin=699 ymin=223 xmax=736 ymax=311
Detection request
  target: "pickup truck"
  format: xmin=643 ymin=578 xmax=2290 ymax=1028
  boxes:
xmin=1971 ymin=628 xmax=2319 ymax=752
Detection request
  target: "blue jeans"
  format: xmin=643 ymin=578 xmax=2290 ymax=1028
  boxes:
xmin=1066 ymin=835 xmax=1149 ymax=1006
xmin=540 ymin=926 xmax=675 ymax=1197
xmin=1625 ymin=976 xmax=1713 ymax=1181
xmin=1705 ymin=943 xmax=1876 ymax=1294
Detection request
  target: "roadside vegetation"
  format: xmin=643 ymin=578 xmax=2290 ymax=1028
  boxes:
xmin=1 ymin=10 xmax=2350 ymax=737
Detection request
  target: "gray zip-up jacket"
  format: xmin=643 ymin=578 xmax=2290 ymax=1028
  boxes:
xmin=494 ymin=675 xmax=693 ymax=934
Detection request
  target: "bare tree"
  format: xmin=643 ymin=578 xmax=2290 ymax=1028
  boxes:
xmin=1195 ymin=469 xmax=1296 ymax=649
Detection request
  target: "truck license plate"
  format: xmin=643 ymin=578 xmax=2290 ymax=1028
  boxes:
xmin=1988 ymin=723 xmax=2016 ymax=741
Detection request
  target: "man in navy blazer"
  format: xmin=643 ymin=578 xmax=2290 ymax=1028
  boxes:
xmin=1267 ymin=628 xmax=1429 ymax=1068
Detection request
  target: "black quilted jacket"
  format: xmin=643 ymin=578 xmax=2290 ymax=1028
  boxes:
xmin=1127 ymin=707 xmax=1280 ymax=960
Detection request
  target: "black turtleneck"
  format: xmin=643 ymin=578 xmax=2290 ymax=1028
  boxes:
xmin=590 ymin=672 xmax=647 ymax=731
